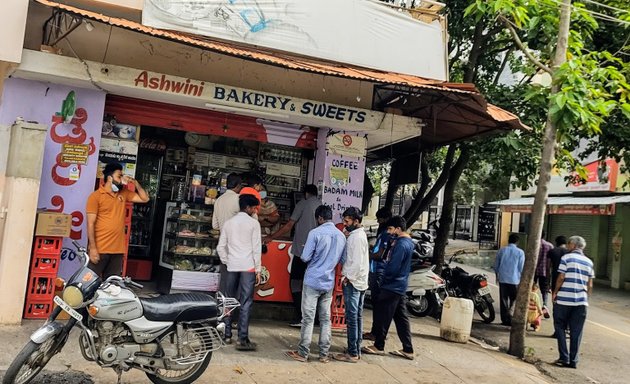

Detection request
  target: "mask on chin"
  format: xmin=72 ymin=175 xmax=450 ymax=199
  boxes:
xmin=345 ymin=225 xmax=357 ymax=233
xmin=111 ymin=181 xmax=123 ymax=192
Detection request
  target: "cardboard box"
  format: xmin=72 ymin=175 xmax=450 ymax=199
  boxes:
xmin=35 ymin=212 xmax=71 ymax=237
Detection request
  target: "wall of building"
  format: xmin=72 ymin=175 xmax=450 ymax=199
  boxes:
xmin=0 ymin=0 xmax=29 ymax=64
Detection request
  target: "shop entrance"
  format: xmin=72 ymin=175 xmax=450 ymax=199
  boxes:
xmin=102 ymin=96 xmax=316 ymax=297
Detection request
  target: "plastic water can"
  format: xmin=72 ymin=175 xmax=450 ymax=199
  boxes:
xmin=440 ymin=297 xmax=474 ymax=343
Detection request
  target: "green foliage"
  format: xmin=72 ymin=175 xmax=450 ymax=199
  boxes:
xmin=464 ymin=0 xmax=630 ymax=185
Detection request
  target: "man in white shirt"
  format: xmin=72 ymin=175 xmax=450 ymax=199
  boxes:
xmin=213 ymin=173 xmax=242 ymax=293
xmin=217 ymin=194 xmax=261 ymax=351
xmin=333 ymin=207 xmax=369 ymax=363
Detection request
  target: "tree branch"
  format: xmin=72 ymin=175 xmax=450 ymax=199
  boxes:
xmin=494 ymin=48 xmax=514 ymax=85
xmin=499 ymin=15 xmax=553 ymax=74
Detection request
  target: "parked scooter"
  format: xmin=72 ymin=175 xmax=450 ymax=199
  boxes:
xmin=3 ymin=241 xmax=239 ymax=384
xmin=440 ymin=255 xmax=495 ymax=323
xmin=405 ymin=251 xmax=447 ymax=318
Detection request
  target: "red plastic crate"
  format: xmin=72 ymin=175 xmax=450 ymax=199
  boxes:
xmin=126 ymin=259 xmax=153 ymax=281
xmin=332 ymin=292 xmax=345 ymax=312
xmin=331 ymin=314 xmax=346 ymax=329
xmin=32 ymin=236 xmax=62 ymax=256
xmin=25 ymin=275 xmax=55 ymax=301
xmin=23 ymin=299 xmax=53 ymax=319
xmin=30 ymin=255 xmax=60 ymax=275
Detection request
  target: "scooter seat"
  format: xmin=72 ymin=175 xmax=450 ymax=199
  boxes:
xmin=141 ymin=293 xmax=218 ymax=322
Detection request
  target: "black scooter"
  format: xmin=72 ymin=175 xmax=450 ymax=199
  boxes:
xmin=440 ymin=255 xmax=495 ymax=323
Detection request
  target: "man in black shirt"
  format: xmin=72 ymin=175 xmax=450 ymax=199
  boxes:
xmin=547 ymin=235 xmax=569 ymax=337
xmin=547 ymin=236 xmax=569 ymax=290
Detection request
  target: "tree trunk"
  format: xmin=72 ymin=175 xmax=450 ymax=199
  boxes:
xmin=433 ymin=146 xmax=470 ymax=273
xmin=508 ymin=0 xmax=572 ymax=358
xmin=403 ymin=145 xmax=457 ymax=225
xmin=383 ymin=178 xmax=399 ymax=212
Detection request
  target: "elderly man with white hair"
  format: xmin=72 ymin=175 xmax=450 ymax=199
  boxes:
xmin=551 ymin=235 xmax=594 ymax=369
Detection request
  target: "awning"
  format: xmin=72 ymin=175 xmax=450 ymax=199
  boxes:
xmin=34 ymin=0 xmax=529 ymax=146
xmin=489 ymin=195 xmax=630 ymax=215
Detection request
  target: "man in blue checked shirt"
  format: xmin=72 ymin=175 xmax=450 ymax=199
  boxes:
xmin=551 ymin=235 xmax=594 ymax=369
xmin=286 ymin=205 xmax=346 ymax=363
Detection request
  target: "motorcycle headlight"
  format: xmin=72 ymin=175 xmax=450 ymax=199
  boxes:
xmin=63 ymin=285 xmax=84 ymax=308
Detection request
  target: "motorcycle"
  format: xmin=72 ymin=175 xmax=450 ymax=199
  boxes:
xmin=410 ymin=229 xmax=434 ymax=260
xmin=3 ymin=241 xmax=239 ymax=384
xmin=440 ymin=255 xmax=495 ymax=324
xmin=406 ymin=253 xmax=447 ymax=318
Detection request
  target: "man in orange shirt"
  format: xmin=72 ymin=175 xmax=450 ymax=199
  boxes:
xmin=86 ymin=163 xmax=149 ymax=277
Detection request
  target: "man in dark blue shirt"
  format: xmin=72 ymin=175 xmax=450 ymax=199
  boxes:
xmin=362 ymin=216 xmax=414 ymax=360
xmin=363 ymin=207 xmax=392 ymax=342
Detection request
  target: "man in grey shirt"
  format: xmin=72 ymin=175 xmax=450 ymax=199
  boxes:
xmin=266 ymin=184 xmax=321 ymax=326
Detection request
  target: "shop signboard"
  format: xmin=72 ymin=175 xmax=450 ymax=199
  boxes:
xmin=568 ymin=158 xmax=619 ymax=192
xmin=0 ymin=78 xmax=106 ymax=279
xmin=142 ymin=0 xmax=447 ymax=80
xmin=502 ymin=204 xmax=615 ymax=215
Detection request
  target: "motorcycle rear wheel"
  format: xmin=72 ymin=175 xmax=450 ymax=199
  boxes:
xmin=475 ymin=296 xmax=496 ymax=324
xmin=146 ymin=326 xmax=213 ymax=384
xmin=3 ymin=338 xmax=57 ymax=384
xmin=407 ymin=294 xmax=437 ymax=317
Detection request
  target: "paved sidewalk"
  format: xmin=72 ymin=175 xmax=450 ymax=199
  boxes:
xmin=0 ymin=313 xmax=549 ymax=384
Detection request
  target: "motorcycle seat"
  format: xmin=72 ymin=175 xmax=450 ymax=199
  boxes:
xmin=141 ymin=293 xmax=218 ymax=322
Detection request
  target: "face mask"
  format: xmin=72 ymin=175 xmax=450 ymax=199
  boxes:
xmin=259 ymin=191 xmax=267 ymax=199
xmin=111 ymin=181 xmax=123 ymax=192
xmin=345 ymin=225 xmax=357 ymax=233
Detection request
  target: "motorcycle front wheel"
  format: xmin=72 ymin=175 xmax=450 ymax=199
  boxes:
xmin=3 ymin=338 xmax=58 ymax=384
xmin=407 ymin=294 xmax=437 ymax=317
xmin=475 ymin=296 xmax=496 ymax=324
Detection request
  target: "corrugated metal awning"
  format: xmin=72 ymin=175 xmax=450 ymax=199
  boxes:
xmin=35 ymin=0 xmax=529 ymax=142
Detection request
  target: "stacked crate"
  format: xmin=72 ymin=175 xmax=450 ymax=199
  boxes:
xmin=23 ymin=237 xmax=62 ymax=319
xmin=330 ymin=263 xmax=346 ymax=330
xmin=122 ymin=201 xmax=133 ymax=277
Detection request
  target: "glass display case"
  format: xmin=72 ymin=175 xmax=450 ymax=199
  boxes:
xmin=159 ymin=202 xmax=221 ymax=292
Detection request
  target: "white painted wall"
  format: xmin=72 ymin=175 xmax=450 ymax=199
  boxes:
xmin=0 ymin=0 xmax=29 ymax=64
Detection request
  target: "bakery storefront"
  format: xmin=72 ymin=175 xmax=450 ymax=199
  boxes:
xmin=3 ymin=50 xmax=423 ymax=304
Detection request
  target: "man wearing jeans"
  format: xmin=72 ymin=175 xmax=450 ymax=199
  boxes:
xmin=362 ymin=216 xmax=414 ymax=360
xmin=333 ymin=207 xmax=369 ymax=363
xmin=217 ymin=194 xmax=262 ymax=351
xmin=552 ymin=236 xmax=594 ymax=369
xmin=494 ymin=233 xmax=525 ymax=326
xmin=286 ymin=205 xmax=346 ymax=363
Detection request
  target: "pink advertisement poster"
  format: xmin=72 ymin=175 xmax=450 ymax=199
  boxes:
xmin=319 ymin=133 xmax=366 ymax=223
xmin=0 ymin=78 xmax=106 ymax=278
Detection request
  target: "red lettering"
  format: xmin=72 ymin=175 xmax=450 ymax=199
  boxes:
xmin=70 ymin=211 xmax=83 ymax=240
xmin=49 ymin=195 xmax=64 ymax=212
xmin=134 ymin=71 xmax=148 ymax=87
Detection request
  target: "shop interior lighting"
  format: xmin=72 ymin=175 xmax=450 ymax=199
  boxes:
xmin=204 ymin=103 xmax=290 ymax=120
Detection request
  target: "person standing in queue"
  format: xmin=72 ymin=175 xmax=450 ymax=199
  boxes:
xmin=333 ymin=207 xmax=370 ymax=363
xmin=212 ymin=173 xmax=243 ymax=296
xmin=285 ymin=205 xmax=346 ymax=363
xmin=361 ymin=216 xmax=414 ymax=360
xmin=217 ymin=194 xmax=262 ymax=351
xmin=265 ymin=184 xmax=321 ymax=327
xmin=363 ymin=207 xmax=392 ymax=341
xmin=86 ymin=163 xmax=149 ymax=278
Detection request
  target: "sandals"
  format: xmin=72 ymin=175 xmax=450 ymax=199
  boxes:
xmin=332 ymin=353 xmax=359 ymax=363
xmin=389 ymin=350 xmax=414 ymax=361
xmin=361 ymin=345 xmax=385 ymax=356
xmin=286 ymin=350 xmax=308 ymax=362
xmin=319 ymin=355 xmax=331 ymax=363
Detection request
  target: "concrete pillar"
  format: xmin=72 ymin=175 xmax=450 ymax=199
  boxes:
xmin=0 ymin=119 xmax=47 ymax=324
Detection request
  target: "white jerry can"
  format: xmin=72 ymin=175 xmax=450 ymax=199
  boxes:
xmin=440 ymin=297 xmax=474 ymax=343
